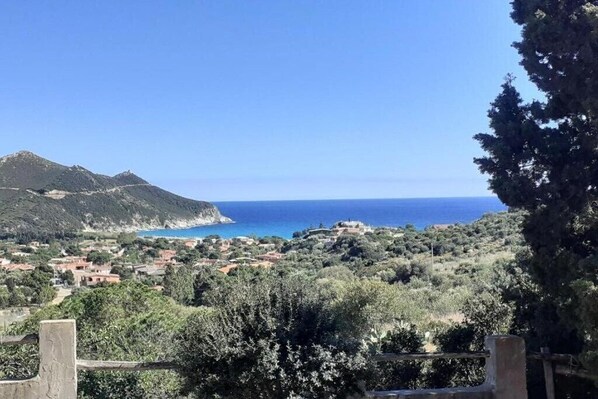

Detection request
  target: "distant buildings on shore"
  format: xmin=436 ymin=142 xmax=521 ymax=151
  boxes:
xmin=0 ymin=220 xmax=375 ymax=291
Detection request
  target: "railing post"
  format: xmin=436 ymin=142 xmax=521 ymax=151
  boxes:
xmin=38 ymin=319 xmax=77 ymax=399
xmin=541 ymin=347 xmax=556 ymax=399
xmin=484 ymin=335 xmax=527 ymax=399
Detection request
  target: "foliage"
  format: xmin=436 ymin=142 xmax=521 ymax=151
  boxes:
xmin=368 ymin=326 xmax=425 ymax=390
xmin=1 ymin=282 xmax=189 ymax=398
xmin=175 ymin=273 xmax=369 ymax=399
xmin=474 ymin=1 xmax=598 ymax=396
xmin=0 ymin=265 xmax=56 ymax=309
xmin=60 ymin=270 xmax=75 ymax=286
xmin=427 ymin=291 xmax=512 ymax=389
xmin=162 ymin=264 xmax=195 ymax=305
xmin=110 ymin=265 xmax=133 ymax=280
xmin=86 ymin=251 xmax=113 ymax=265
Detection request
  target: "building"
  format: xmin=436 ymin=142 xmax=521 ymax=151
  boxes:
xmin=3 ymin=263 xmax=35 ymax=272
xmin=158 ymin=249 xmax=177 ymax=261
xmin=184 ymin=240 xmax=198 ymax=248
xmin=256 ymin=252 xmax=284 ymax=263
xmin=80 ymin=273 xmax=121 ymax=287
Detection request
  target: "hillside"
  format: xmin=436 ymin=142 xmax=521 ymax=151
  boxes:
xmin=0 ymin=151 xmax=231 ymax=234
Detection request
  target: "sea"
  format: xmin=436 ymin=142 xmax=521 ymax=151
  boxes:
xmin=138 ymin=197 xmax=507 ymax=240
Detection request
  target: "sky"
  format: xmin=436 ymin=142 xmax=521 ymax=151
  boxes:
xmin=0 ymin=1 xmax=539 ymax=201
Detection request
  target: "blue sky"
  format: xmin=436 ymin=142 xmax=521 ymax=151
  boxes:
xmin=0 ymin=1 xmax=538 ymax=201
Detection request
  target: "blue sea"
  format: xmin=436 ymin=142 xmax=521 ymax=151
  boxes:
xmin=139 ymin=197 xmax=507 ymax=239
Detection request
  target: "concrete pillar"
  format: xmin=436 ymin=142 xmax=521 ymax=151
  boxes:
xmin=0 ymin=320 xmax=78 ymax=399
xmin=484 ymin=335 xmax=527 ymax=399
xmin=38 ymin=319 xmax=77 ymax=399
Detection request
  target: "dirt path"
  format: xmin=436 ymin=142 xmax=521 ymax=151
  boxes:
xmin=0 ymin=184 xmax=151 ymax=199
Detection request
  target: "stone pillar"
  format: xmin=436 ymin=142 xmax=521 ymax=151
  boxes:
xmin=0 ymin=320 xmax=78 ymax=398
xmin=485 ymin=335 xmax=527 ymax=399
xmin=38 ymin=319 xmax=77 ymax=399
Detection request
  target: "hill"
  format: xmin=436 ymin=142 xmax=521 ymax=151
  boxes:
xmin=0 ymin=151 xmax=231 ymax=234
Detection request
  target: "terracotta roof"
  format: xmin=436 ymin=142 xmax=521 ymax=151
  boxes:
xmin=3 ymin=263 xmax=35 ymax=271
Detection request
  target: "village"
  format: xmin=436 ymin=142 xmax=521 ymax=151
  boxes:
xmin=0 ymin=221 xmax=375 ymax=303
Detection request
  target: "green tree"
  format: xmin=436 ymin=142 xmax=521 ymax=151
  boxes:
xmin=0 ymin=286 xmax=10 ymax=308
xmin=60 ymin=270 xmax=75 ymax=286
xmin=21 ymin=265 xmax=56 ymax=305
xmin=163 ymin=265 xmax=195 ymax=305
xmin=116 ymin=232 xmax=137 ymax=247
xmin=8 ymin=289 xmax=26 ymax=307
xmin=64 ymin=243 xmax=82 ymax=256
xmin=368 ymin=326 xmax=425 ymax=391
xmin=474 ymin=1 xmax=598 ymax=395
xmin=86 ymin=251 xmax=113 ymax=265
xmin=110 ymin=265 xmax=133 ymax=280
xmin=1 ymin=282 xmax=189 ymax=398
xmin=192 ymin=265 xmax=225 ymax=306
xmin=176 ymin=273 xmax=368 ymax=399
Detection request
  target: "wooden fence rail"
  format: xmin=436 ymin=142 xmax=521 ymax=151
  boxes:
xmin=0 ymin=333 xmax=38 ymax=346
xmin=76 ymin=359 xmax=177 ymax=371
xmin=0 ymin=320 xmax=598 ymax=399
xmin=372 ymin=351 xmax=489 ymax=362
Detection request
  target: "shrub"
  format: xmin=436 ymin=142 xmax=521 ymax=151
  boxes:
xmin=175 ymin=274 xmax=368 ymax=399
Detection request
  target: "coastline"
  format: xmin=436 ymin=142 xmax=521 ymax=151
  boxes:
xmin=83 ymin=214 xmax=234 ymax=234
xmin=137 ymin=198 xmax=508 ymax=240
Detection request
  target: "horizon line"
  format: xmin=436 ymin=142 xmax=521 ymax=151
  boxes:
xmin=209 ymin=195 xmax=502 ymax=203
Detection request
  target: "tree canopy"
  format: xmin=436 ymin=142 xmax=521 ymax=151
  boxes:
xmin=474 ymin=0 xmax=598 ymax=393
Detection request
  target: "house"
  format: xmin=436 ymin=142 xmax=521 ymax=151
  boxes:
xmin=230 ymin=257 xmax=256 ymax=264
xmin=218 ymin=260 xmax=273 ymax=275
xmin=233 ymin=236 xmax=256 ymax=245
xmin=331 ymin=221 xmax=373 ymax=236
xmin=133 ymin=265 xmax=166 ymax=277
xmin=153 ymin=259 xmax=174 ymax=269
xmin=218 ymin=241 xmax=231 ymax=252
xmin=256 ymin=252 xmax=284 ymax=263
xmin=80 ymin=273 xmax=121 ymax=287
xmin=252 ymin=261 xmax=274 ymax=269
xmin=11 ymin=251 xmax=32 ymax=258
xmin=184 ymin=240 xmax=197 ymax=249
xmin=304 ymin=228 xmax=333 ymax=238
xmin=3 ymin=263 xmax=35 ymax=272
xmin=218 ymin=264 xmax=238 ymax=274
xmin=52 ymin=259 xmax=91 ymax=272
xmin=90 ymin=264 xmax=113 ymax=275
xmin=158 ymin=249 xmax=177 ymax=262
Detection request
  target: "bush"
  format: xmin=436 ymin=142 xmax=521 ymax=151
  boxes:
xmin=4 ymin=282 xmax=189 ymax=398
xmin=175 ymin=273 xmax=368 ymax=399
xmin=368 ymin=325 xmax=425 ymax=390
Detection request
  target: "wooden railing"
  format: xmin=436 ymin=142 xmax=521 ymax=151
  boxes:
xmin=76 ymin=359 xmax=177 ymax=371
xmin=372 ymin=351 xmax=489 ymax=362
xmin=364 ymin=335 xmax=527 ymax=399
xmin=0 ymin=333 xmax=38 ymax=346
xmin=1 ymin=320 xmax=596 ymax=399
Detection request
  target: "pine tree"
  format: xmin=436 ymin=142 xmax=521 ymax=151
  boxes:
xmin=475 ymin=0 xmax=598 ymax=373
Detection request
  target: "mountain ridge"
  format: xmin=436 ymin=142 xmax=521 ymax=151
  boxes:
xmin=0 ymin=151 xmax=231 ymax=234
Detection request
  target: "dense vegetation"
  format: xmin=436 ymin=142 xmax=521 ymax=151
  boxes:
xmin=0 ymin=211 xmax=524 ymax=398
xmin=0 ymin=283 xmax=188 ymax=399
xmin=2 ymin=1 xmax=598 ymax=398
xmin=473 ymin=1 xmax=598 ymax=397
xmin=0 ymin=242 xmax=62 ymax=308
